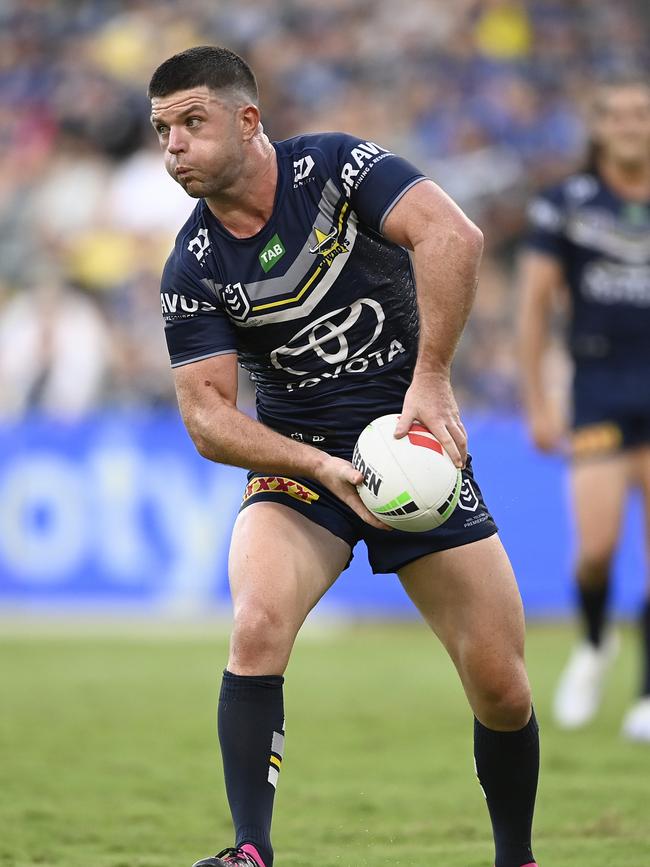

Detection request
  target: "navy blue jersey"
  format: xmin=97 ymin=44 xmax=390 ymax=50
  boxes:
xmin=161 ymin=132 xmax=425 ymax=456
xmin=526 ymin=172 xmax=650 ymax=366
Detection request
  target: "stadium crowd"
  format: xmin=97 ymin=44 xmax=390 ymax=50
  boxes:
xmin=0 ymin=0 xmax=647 ymax=418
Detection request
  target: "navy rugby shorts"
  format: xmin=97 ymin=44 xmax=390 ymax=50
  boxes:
xmin=238 ymin=456 xmax=498 ymax=575
xmin=572 ymin=365 xmax=650 ymax=459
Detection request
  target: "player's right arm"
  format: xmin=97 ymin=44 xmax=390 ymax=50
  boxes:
xmin=517 ymin=186 xmax=571 ymax=452
xmin=517 ymin=249 xmax=566 ymax=453
xmin=173 ymin=354 xmax=387 ymax=528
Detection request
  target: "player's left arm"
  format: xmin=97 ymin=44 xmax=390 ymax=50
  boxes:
xmin=382 ymin=179 xmax=483 ymax=467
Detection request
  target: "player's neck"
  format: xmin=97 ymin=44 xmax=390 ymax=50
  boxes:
xmin=597 ymin=156 xmax=650 ymax=202
xmin=206 ymin=138 xmax=278 ymax=238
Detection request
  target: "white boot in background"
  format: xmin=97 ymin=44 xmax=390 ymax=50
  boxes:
xmin=553 ymin=633 xmax=619 ymax=729
xmin=621 ymin=697 xmax=650 ymax=742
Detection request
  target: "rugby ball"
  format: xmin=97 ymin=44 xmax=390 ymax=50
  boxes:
xmin=353 ymin=414 xmax=462 ymax=532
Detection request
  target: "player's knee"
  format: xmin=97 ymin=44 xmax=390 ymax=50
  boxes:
xmin=229 ymin=604 xmax=293 ymax=673
xmin=465 ymin=656 xmax=532 ymax=729
xmin=477 ymin=680 xmax=532 ymax=730
xmin=577 ymin=552 xmax=613 ymax=587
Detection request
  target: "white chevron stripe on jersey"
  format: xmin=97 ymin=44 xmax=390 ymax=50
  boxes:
xmin=236 ymin=212 xmax=358 ymax=328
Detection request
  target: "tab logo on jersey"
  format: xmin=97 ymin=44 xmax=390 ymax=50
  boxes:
xmin=293 ymin=155 xmax=315 ymax=185
xmin=187 ymin=227 xmax=210 ymax=262
xmin=341 ymin=141 xmax=390 ymax=196
xmin=259 ymin=234 xmax=286 ymax=273
xmin=625 ymin=203 xmax=649 ymax=227
xmin=220 ymin=282 xmax=251 ymax=321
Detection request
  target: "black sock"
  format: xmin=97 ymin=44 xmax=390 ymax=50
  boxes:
xmin=218 ymin=670 xmax=285 ymax=867
xmin=640 ymin=598 xmax=650 ymax=697
xmin=474 ymin=709 xmax=539 ymax=867
xmin=577 ymin=582 xmax=609 ymax=647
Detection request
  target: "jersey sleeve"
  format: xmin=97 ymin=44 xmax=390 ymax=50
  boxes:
xmin=333 ymin=134 xmax=426 ymax=233
xmin=160 ymin=246 xmax=237 ymax=369
xmin=525 ymin=186 xmax=567 ymax=259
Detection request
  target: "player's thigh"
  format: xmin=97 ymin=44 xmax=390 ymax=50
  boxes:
xmin=398 ymin=535 xmax=528 ymax=706
xmin=570 ymin=454 xmax=630 ymax=561
xmin=229 ymin=500 xmax=352 ymax=637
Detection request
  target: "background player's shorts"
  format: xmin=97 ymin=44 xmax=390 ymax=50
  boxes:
xmin=572 ymin=365 xmax=650 ymax=459
xmin=239 ymin=456 xmax=498 ymax=574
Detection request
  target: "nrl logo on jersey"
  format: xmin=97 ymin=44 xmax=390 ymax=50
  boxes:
xmin=220 ymin=282 xmax=251 ymax=321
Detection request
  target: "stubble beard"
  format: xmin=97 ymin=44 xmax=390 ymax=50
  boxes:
xmin=178 ymin=171 xmax=230 ymax=200
xmin=612 ymin=147 xmax=650 ymax=177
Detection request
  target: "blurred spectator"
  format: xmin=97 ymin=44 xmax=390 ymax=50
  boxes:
xmin=106 ymin=141 xmax=196 ymax=236
xmin=0 ymin=0 xmax=646 ymax=418
xmin=0 ymin=281 xmax=110 ymax=418
xmin=474 ymin=0 xmax=533 ymax=62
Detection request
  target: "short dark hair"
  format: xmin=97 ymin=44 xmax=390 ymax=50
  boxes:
xmin=593 ymin=69 xmax=649 ymax=112
xmin=148 ymin=45 xmax=258 ymax=104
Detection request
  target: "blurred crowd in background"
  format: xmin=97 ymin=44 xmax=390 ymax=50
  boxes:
xmin=0 ymin=0 xmax=647 ymax=419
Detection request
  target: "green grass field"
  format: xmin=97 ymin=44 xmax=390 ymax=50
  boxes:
xmin=2 ymin=621 xmax=649 ymax=867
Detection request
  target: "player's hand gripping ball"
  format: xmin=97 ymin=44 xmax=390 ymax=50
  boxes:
xmin=353 ymin=414 xmax=462 ymax=531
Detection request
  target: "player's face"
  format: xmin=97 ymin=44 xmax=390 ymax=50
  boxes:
xmin=593 ymin=84 xmax=650 ymax=168
xmin=150 ymin=86 xmax=247 ymax=198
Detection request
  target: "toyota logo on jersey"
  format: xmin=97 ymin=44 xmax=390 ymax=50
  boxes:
xmin=270 ymin=298 xmax=385 ymax=377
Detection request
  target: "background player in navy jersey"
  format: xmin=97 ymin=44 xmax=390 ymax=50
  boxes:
xmin=519 ymin=74 xmax=650 ymax=739
xmin=149 ymin=46 xmax=540 ymax=867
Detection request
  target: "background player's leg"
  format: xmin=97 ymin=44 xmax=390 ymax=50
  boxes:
xmin=622 ymin=446 xmax=650 ymax=741
xmin=398 ymin=535 xmax=537 ymax=867
xmin=217 ymin=502 xmax=352 ymax=867
xmin=571 ymin=455 xmax=629 ymax=646
xmin=554 ymin=455 xmax=629 ymax=728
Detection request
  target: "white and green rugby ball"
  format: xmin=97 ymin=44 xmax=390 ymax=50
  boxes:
xmin=353 ymin=413 xmax=462 ymax=532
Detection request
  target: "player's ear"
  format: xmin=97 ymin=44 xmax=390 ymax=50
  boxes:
xmin=240 ymin=104 xmax=261 ymax=142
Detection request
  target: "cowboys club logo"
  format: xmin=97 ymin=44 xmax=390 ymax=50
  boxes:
xmin=270 ymin=297 xmax=385 ymax=377
xmin=220 ymin=282 xmax=250 ymax=322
